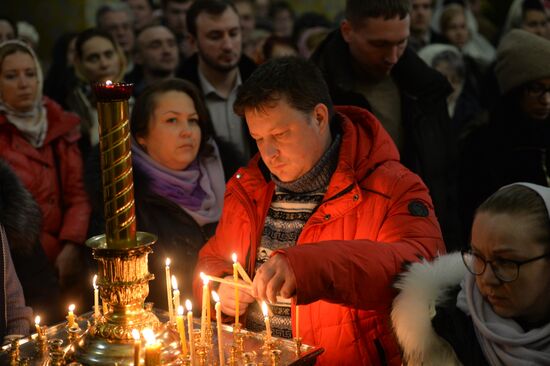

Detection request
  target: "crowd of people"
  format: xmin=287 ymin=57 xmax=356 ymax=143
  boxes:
xmin=0 ymin=0 xmax=549 ymax=365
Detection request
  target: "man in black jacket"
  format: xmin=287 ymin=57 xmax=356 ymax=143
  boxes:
xmin=311 ymin=0 xmax=462 ymax=251
xmin=179 ymin=0 xmax=256 ymax=167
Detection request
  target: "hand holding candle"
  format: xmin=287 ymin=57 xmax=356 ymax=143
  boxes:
xmin=165 ymin=258 xmax=174 ymax=323
xmin=186 ymin=300 xmax=195 ymax=363
xmin=212 ymin=291 xmax=225 ymax=366
xmin=93 ymin=275 xmax=100 ymax=318
xmin=67 ymin=304 xmax=76 ymax=328
xmin=176 ymin=306 xmax=188 ymax=357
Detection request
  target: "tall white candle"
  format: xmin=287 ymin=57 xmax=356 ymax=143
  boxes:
xmin=262 ymin=302 xmax=272 ymax=343
xmin=199 ymin=272 xmax=209 ymax=344
xmin=212 ymin=291 xmax=225 ymax=366
xmin=165 ymin=258 xmax=174 ymax=322
xmin=186 ymin=300 xmax=195 ymax=364
xmin=93 ymin=275 xmax=100 ymax=318
xmin=171 ymin=275 xmax=181 ymax=321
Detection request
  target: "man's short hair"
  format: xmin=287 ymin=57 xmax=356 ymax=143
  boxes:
xmin=234 ymin=56 xmax=334 ymax=118
xmin=345 ymin=0 xmax=411 ymax=25
xmin=161 ymin=0 xmax=193 ymax=9
xmin=135 ymin=23 xmax=175 ymax=48
xmin=186 ymin=0 xmax=238 ymax=37
xmin=96 ymin=3 xmax=134 ymax=28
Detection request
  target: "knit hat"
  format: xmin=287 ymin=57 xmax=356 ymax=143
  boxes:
xmin=495 ymin=29 xmax=550 ymax=95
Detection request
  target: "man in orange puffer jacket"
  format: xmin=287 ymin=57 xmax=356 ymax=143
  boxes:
xmin=193 ymin=57 xmax=445 ymax=365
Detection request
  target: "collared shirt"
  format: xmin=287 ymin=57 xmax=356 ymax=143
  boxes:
xmin=198 ymin=70 xmax=250 ymax=161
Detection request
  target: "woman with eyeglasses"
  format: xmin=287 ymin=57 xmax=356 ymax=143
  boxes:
xmin=460 ymin=29 xmax=550 ymax=239
xmin=391 ymin=182 xmax=550 ymax=366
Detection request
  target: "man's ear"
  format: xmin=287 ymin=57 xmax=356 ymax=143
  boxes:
xmin=340 ymin=19 xmax=353 ymax=43
xmin=313 ymin=103 xmax=330 ymax=132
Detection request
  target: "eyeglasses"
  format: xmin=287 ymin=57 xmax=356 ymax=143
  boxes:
xmin=461 ymin=250 xmax=550 ymax=283
xmin=525 ymin=83 xmax=550 ymax=102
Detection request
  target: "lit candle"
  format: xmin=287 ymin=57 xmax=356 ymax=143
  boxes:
xmin=262 ymin=302 xmax=272 ymax=343
xmin=199 ymin=272 xmax=209 ymax=344
xmin=67 ymin=304 xmax=76 ymax=328
xmin=212 ymin=291 xmax=225 ymax=366
xmin=143 ymin=328 xmax=161 ymax=366
xmin=34 ymin=315 xmax=41 ymax=335
xmin=186 ymin=300 xmax=195 ymax=363
xmin=176 ymin=306 xmax=188 ymax=357
xmin=93 ymin=275 xmax=100 ymax=318
xmin=295 ymin=303 xmax=300 ymax=339
xmin=165 ymin=258 xmax=174 ymax=323
xmin=132 ymin=329 xmax=141 ymax=366
xmin=232 ymin=253 xmax=240 ymax=327
xmin=171 ymin=275 xmax=181 ymax=321
xmin=234 ymin=259 xmax=253 ymax=284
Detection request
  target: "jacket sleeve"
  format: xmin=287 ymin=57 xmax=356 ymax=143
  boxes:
xmin=279 ymin=171 xmax=446 ymax=311
xmin=57 ymin=128 xmax=91 ymax=245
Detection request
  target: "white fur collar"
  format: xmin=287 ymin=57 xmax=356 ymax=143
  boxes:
xmin=391 ymin=252 xmax=467 ymax=366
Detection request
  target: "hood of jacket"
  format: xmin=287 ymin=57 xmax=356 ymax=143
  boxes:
xmin=0 ymin=160 xmax=42 ymax=256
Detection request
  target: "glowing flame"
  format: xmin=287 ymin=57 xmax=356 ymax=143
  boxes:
xmin=69 ymin=304 xmax=75 ymax=312
xmin=185 ymin=299 xmax=192 ymax=312
xmin=35 ymin=315 xmax=40 ymax=325
xmin=105 ymin=80 xmax=113 ymax=86
xmin=200 ymin=272 xmax=209 ymax=286
xmin=171 ymin=275 xmax=178 ymax=290
xmin=232 ymin=253 xmax=237 ymax=263
xmin=211 ymin=291 xmax=220 ymax=303
xmin=142 ymin=328 xmax=155 ymax=344
xmin=178 ymin=305 xmax=184 ymax=316
xmin=165 ymin=258 xmax=171 ymax=267
xmin=93 ymin=274 xmax=98 ymax=290
xmin=262 ymin=302 xmax=269 ymax=317
xmin=132 ymin=329 xmax=140 ymax=341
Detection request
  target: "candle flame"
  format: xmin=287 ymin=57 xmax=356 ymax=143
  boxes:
xmin=211 ymin=291 xmax=220 ymax=303
xmin=165 ymin=257 xmax=171 ymax=267
xmin=93 ymin=274 xmax=98 ymax=289
xmin=132 ymin=329 xmax=140 ymax=341
xmin=35 ymin=315 xmax=40 ymax=325
xmin=232 ymin=253 xmax=237 ymax=263
xmin=142 ymin=328 xmax=155 ymax=344
xmin=200 ymin=272 xmax=209 ymax=285
xmin=69 ymin=304 xmax=75 ymax=312
xmin=105 ymin=80 xmax=113 ymax=86
xmin=185 ymin=299 xmax=192 ymax=311
xmin=178 ymin=305 xmax=184 ymax=316
xmin=262 ymin=301 xmax=269 ymax=317
xmin=171 ymin=275 xmax=178 ymax=290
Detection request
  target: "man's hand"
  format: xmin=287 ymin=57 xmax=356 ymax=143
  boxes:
xmin=253 ymin=254 xmax=296 ymax=304
xmin=55 ymin=242 xmax=81 ymax=288
xmin=218 ymin=276 xmax=255 ymax=316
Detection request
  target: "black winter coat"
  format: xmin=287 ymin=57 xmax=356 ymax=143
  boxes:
xmin=311 ymin=30 xmax=463 ymax=251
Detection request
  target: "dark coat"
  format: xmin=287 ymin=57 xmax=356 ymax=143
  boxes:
xmin=311 ymin=29 xmax=463 ymax=251
xmin=459 ymin=97 xmax=550 ymax=232
xmin=0 ymin=160 xmax=63 ymax=324
xmin=177 ymin=53 xmax=258 ymax=173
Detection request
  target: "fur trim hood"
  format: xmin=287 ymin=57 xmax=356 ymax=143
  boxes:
xmin=392 ymin=252 xmax=467 ymax=366
xmin=0 ymin=160 xmax=42 ymax=255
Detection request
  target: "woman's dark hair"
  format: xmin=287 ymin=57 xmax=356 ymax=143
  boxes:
xmin=44 ymin=32 xmax=78 ymax=108
xmin=131 ymin=78 xmax=215 ymax=156
xmin=476 ymin=184 xmax=550 ymax=247
xmin=0 ymin=16 xmax=18 ymax=38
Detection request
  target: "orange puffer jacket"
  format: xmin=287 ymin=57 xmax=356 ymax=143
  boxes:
xmin=0 ymin=97 xmax=91 ymax=262
xmin=194 ymin=106 xmax=445 ymax=365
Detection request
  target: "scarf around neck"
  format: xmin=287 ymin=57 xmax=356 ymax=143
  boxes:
xmin=0 ymin=40 xmax=48 ymax=148
xmin=131 ymin=137 xmax=225 ymax=226
xmin=456 ymin=273 xmax=550 ymax=366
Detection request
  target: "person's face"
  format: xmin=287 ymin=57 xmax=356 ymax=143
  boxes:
xmin=444 ymin=13 xmax=469 ymax=49
xmin=522 ymin=10 xmax=548 ymax=38
xmin=100 ymin=10 xmax=135 ymax=53
xmin=234 ymin=1 xmax=256 ymax=41
xmin=127 ymin=0 xmax=154 ymax=30
xmin=269 ymin=43 xmax=297 ymax=59
xmin=471 ymin=212 xmax=550 ymax=326
xmin=137 ymin=90 xmax=202 ymax=170
xmin=80 ymin=36 xmax=121 ymax=83
xmin=193 ymin=7 xmax=242 ymax=73
xmin=246 ymin=98 xmax=330 ymax=182
xmin=411 ymin=0 xmax=432 ymax=34
xmin=0 ymin=51 xmax=38 ymax=113
xmin=164 ymin=0 xmax=192 ymax=37
xmin=341 ymin=16 xmax=409 ymax=80
xmin=136 ymin=26 xmax=179 ymax=74
xmin=273 ymin=9 xmax=293 ymax=38
xmin=0 ymin=21 xmax=16 ymax=43
xmin=519 ymin=78 xmax=550 ymax=121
